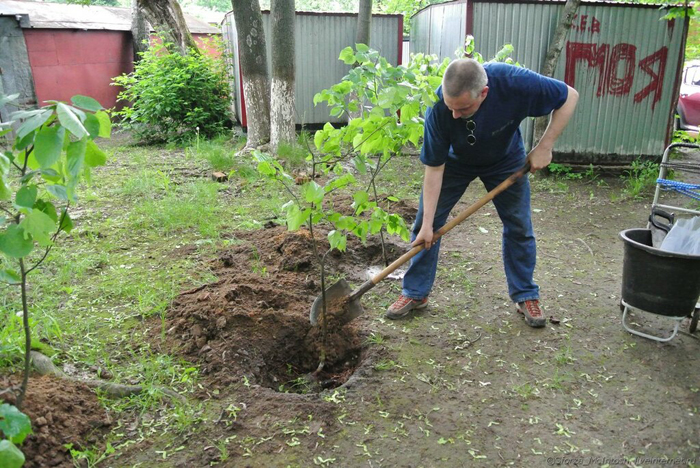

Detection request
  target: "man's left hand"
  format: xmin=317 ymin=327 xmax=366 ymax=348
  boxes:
xmin=527 ymin=144 xmax=553 ymax=173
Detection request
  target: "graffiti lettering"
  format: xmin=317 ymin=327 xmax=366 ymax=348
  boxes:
xmin=634 ymin=47 xmax=668 ymax=110
xmin=608 ymin=43 xmax=636 ymax=96
xmin=571 ymin=15 xmax=601 ymax=34
xmin=564 ymin=41 xmax=668 ymax=110
xmin=564 ymin=42 xmax=608 ymax=97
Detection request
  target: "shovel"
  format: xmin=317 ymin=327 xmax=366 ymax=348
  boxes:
xmin=310 ymin=162 xmax=531 ymax=326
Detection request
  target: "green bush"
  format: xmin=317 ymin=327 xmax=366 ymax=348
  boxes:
xmin=113 ymin=37 xmax=233 ymax=143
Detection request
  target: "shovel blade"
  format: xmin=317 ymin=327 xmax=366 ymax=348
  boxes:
xmin=310 ymin=279 xmax=364 ymax=326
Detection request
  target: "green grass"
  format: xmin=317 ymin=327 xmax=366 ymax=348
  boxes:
xmin=120 ymin=168 xmax=172 ymax=198
xmin=621 ymin=159 xmax=661 ymax=199
xmin=277 ymin=141 xmax=310 ymax=171
xmin=131 ymin=180 xmax=223 ymax=237
xmin=8 ymin=137 xmax=292 ymax=381
xmin=191 ymin=137 xmax=238 ymax=172
xmin=0 ymin=134 xmax=288 ymax=416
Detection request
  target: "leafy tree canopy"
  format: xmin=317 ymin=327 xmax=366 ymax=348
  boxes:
xmin=42 ymin=0 xmax=123 ymax=6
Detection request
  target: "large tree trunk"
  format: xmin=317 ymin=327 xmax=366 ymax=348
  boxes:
xmin=356 ymin=0 xmax=372 ymax=46
xmin=232 ymin=0 xmax=271 ymax=148
xmin=270 ymin=0 xmax=296 ymax=152
xmin=139 ymin=0 xmax=199 ymax=55
xmin=533 ymin=0 xmax=580 ymax=144
xmin=131 ymin=0 xmax=150 ymax=62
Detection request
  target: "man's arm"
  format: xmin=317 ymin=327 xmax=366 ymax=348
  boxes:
xmin=528 ymin=85 xmax=579 ymax=173
xmin=412 ymin=164 xmax=445 ymax=250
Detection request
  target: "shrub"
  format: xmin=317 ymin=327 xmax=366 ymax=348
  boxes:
xmin=113 ymin=37 xmax=233 ymax=143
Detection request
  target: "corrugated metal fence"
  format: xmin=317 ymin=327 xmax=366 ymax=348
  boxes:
xmin=411 ymin=0 xmax=688 ymax=164
xmin=222 ymin=11 xmax=403 ymax=126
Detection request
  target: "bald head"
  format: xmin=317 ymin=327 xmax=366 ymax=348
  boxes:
xmin=442 ymin=59 xmax=488 ymax=99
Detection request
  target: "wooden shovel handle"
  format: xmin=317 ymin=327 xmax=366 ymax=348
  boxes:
xmin=371 ymin=162 xmax=531 ymax=285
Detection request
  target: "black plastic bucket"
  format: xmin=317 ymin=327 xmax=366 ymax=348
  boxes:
xmin=619 ymin=228 xmax=700 ymax=317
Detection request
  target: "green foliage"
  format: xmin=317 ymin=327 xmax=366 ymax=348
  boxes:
xmin=0 ymin=92 xmax=109 ymax=411
xmin=253 ymin=150 xmax=410 ymax=253
xmin=376 ymin=0 xmax=445 ymax=34
xmin=314 ymin=45 xmax=447 ymax=168
xmin=45 ymin=0 xmax=121 ymax=6
xmin=193 ymin=140 xmax=236 ymax=172
xmin=662 ymin=4 xmax=696 ymax=21
xmin=0 ymin=94 xmax=109 ymax=265
xmin=622 ymin=159 xmax=660 ymax=199
xmin=0 ymin=403 xmax=32 ymax=468
xmin=548 ymin=163 xmax=583 ymax=180
xmin=0 ymin=441 xmax=24 ymax=468
xmin=673 ymin=129 xmax=698 ymax=144
xmin=259 ymin=0 xmax=358 ymax=12
xmin=67 ymin=441 xmax=115 ymax=467
xmin=457 ymin=35 xmax=519 ymax=66
xmin=112 ymin=36 xmax=232 ymax=143
xmin=313 ymin=40 xmax=517 ymax=174
xmin=0 ymin=404 xmax=32 ymax=445
xmin=193 ymin=0 xmax=232 ymax=12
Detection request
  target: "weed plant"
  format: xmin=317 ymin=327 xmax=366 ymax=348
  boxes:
xmin=622 ymin=159 xmax=660 ymax=199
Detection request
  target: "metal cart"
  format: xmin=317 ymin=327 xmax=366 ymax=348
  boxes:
xmin=619 ymin=143 xmax=700 ymax=342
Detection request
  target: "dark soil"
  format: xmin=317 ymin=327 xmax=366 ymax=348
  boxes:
xmin=155 ymin=225 xmax=406 ymax=393
xmin=1 ymin=375 xmax=111 ymax=468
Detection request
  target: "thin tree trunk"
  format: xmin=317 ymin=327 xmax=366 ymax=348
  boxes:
xmin=270 ymin=0 xmax=296 ymax=152
xmin=139 ymin=0 xmax=199 ymax=55
xmin=356 ymin=0 xmax=372 ymax=46
xmin=16 ymin=259 xmax=29 ymax=410
xmin=232 ymin=0 xmax=271 ymax=148
xmin=348 ymin=0 xmax=372 ymax=120
xmin=533 ymin=0 xmax=580 ymax=144
xmin=131 ymin=0 xmax=150 ymax=63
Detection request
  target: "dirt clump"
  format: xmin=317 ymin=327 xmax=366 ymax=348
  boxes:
xmin=157 ymin=225 xmax=376 ymax=392
xmin=1 ymin=375 xmax=111 ymax=468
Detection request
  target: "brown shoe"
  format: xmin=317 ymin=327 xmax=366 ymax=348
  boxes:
xmin=516 ymin=299 xmax=546 ymax=328
xmin=386 ymin=295 xmax=428 ymax=319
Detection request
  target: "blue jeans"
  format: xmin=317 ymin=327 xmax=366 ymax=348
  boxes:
xmin=402 ymin=159 xmax=539 ymax=303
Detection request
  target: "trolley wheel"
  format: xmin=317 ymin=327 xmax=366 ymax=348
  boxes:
xmin=690 ymin=308 xmax=699 ymax=333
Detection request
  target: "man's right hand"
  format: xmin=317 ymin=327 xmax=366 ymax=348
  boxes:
xmin=412 ymin=225 xmax=435 ymax=250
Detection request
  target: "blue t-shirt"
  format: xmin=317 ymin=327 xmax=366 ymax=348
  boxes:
xmin=420 ymin=63 xmax=569 ymax=169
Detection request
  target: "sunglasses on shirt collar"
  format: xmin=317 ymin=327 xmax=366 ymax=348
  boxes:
xmin=465 ymin=119 xmax=476 ymax=146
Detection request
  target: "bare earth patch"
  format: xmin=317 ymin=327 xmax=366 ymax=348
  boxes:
xmin=153 ymin=225 xmax=405 ymax=394
xmin=1 ymin=375 xmax=111 ymax=468
xmin=127 ymin=169 xmax=698 ymax=467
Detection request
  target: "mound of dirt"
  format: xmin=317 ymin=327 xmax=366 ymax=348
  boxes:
xmin=157 ymin=225 xmax=406 ymax=392
xmin=1 ymin=375 xmax=111 ymax=468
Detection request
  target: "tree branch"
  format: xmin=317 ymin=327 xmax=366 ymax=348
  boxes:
xmin=21 ymin=145 xmax=33 ymax=176
xmin=26 ymin=205 xmax=69 ymax=275
xmin=0 ymin=205 xmax=14 ymax=217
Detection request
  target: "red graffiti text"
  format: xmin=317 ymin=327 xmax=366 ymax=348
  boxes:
xmin=564 ymin=41 xmax=668 ymax=110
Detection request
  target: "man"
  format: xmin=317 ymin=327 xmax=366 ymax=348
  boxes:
xmin=386 ymin=58 xmax=578 ymax=327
